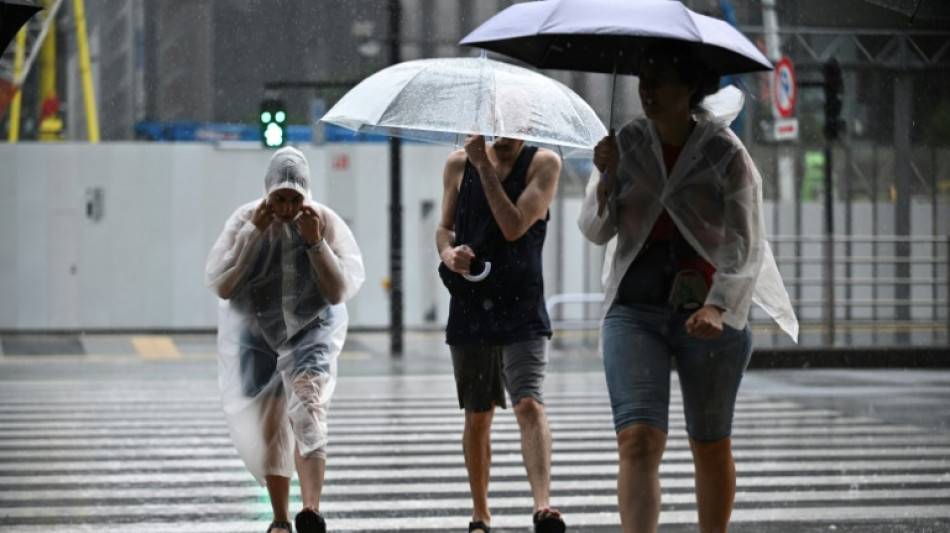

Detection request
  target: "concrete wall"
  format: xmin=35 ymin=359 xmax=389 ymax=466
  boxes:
xmin=0 ymin=142 xmax=946 ymax=335
xmin=0 ymin=142 xmax=600 ymax=331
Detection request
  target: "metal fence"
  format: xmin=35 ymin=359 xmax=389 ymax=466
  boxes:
xmin=548 ymin=235 xmax=950 ymax=349
xmin=765 ymin=234 xmax=949 ymax=347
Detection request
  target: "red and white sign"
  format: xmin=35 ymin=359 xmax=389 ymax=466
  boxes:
xmin=772 ymin=56 xmax=797 ymax=119
xmin=773 ymin=118 xmax=799 ymax=141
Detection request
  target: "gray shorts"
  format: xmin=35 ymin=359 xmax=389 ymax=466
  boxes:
xmin=450 ymin=338 xmax=549 ymax=412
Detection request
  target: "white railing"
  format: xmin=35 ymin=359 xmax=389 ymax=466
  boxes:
xmin=547 ymin=235 xmax=950 ymax=346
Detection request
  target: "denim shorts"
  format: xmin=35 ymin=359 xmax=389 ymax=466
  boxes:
xmin=450 ymin=338 xmax=548 ymax=412
xmin=602 ymin=302 xmax=753 ymax=442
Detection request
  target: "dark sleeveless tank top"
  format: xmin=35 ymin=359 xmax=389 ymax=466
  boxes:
xmin=445 ymin=145 xmax=552 ymax=345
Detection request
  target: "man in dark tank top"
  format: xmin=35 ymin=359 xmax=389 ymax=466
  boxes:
xmin=436 ymin=134 xmax=566 ymax=533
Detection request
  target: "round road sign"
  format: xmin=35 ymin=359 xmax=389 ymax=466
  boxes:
xmin=773 ymin=57 xmax=796 ymax=118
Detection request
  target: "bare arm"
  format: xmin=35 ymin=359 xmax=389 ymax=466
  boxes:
xmin=466 ymin=137 xmax=562 ymax=242
xmin=436 ymin=150 xmax=476 ymax=273
xmin=301 ymin=204 xmax=365 ymax=304
xmin=298 ymin=204 xmax=344 ymax=303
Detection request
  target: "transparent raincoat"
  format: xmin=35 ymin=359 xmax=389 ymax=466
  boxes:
xmin=578 ymin=96 xmax=799 ymax=342
xmin=206 ymin=151 xmax=364 ymax=484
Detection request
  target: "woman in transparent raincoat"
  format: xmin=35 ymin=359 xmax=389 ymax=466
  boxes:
xmin=206 ymin=147 xmax=365 ymax=533
xmin=577 ymin=43 xmax=798 ymax=533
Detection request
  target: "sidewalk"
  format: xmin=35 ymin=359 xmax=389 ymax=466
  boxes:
xmin=0 ymin=329 xmax=603 ymax=374
xmin=0 ymin=328 xmax=947 ymax=369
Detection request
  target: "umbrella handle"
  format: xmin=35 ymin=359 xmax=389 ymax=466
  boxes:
xmin=462 ymin=261 xmax=492 ymax=282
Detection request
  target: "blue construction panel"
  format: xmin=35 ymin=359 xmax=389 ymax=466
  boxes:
xmin=134 ymin=121 xmax=391 ymax=144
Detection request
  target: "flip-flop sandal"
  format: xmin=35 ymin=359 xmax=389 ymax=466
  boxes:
xmin=533 ymin=508 xmax=566 ymax=533
xmin=294 ymin=508 xmax=326 ymax=533
xmin=468 ymin=520 xmax=491 ymax=532
xmin=266 ymin=521 xmax=292 ymax=533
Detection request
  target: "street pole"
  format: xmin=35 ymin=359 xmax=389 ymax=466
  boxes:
xmin=821 ymin=58 xmax=844 ymax=347
xmin=893 ymin=40 xmax=912 ymax=344
xmin=823 ymin=132 xmax=836 ymax=346
xmin=762 ymin=0 xmax=795 ymax=201
xmin=388 ymin=0 xmax=404 ymax=356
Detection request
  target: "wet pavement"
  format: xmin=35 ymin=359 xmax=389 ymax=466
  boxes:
xmin=0 ymin=330 xmax=948 ymax=532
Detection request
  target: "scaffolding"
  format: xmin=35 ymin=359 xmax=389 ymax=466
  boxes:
xmin=2 ymin=0 xmax=99 ymax=142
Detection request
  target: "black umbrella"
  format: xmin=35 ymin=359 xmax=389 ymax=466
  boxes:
xmin=0 ymin=0 xmax=42 ymax=55
xmin=460 ymin=0 xmax=771 ymax=127
xmin=460 ymin=0 xmax=772 ymax=77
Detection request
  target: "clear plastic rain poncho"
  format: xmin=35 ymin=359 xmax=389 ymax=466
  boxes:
xmin=206 ymin=148 xmax=365 ymax=484
xmin=578 ymin=87 xmax=799 ymax=341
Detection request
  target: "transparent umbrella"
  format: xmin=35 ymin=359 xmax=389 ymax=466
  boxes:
xmin=320 ymin=55 xmax=607 ymax=158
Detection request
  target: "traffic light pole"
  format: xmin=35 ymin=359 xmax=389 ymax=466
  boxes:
xmin=388 ymin=0 xmax=404 ymax=356
xmin=800 ymin=58 xmax=843 ymax=346
xmin=822 ymin=59 xmax=842 ymax=347
xmin=822 ymin=126 xmax=836 ymax=346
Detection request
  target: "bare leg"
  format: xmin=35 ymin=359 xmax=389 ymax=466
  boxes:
xmin=264 ymin=475 xmax=291 ymax=532
xmin=690 ymin=437 xmax=736 ymax=533
xmin=291 ymin=371 xmax=328 ymax=512
xmin=295 ymin=446 xmax=326 ymax=510
xmin=616 ymin=424 xmax=667 ymax=533
xmin=512 ymin=398 xmax=553 ymax=512
xmin=261 ymin=395 xmax=291 ymax=532
xmin=463 ymin=407 xmax=495 ymax=532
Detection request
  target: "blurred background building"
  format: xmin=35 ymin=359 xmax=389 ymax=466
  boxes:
xmin=3 ymin=0 xmax=946 ymax=148
xmin=1 ymin=0 xmax=948 ymax=348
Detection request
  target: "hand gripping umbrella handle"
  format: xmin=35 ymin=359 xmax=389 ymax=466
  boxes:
xmin=462 ymin=261 xmax=491 ymax=282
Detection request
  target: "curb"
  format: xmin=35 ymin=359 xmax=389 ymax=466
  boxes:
xmin=1 ymin=332 xmax=948 ymax=368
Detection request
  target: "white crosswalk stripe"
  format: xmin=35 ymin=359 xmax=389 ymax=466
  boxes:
xmin=1 ymin=372 xmax=949 ymax=532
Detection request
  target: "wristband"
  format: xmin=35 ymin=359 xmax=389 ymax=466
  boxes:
xmin=309 ymin=238 xmax=326 ymax=253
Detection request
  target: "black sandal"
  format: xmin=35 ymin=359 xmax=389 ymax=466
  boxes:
xmin=533 ymin=508 xmax=566 ymax=533
xmin=266 ymin=521 xmax=292 ymax=533
xmin=295 ymin=508 xmax=326 ymax=533
xmin=468 ymin=520 xmax=491 ymax=533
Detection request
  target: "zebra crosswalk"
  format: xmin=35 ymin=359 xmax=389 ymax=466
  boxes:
xmin=0 ymin=367 xmax=949 ymax=532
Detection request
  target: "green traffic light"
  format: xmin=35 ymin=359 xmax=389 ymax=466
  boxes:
xmin=259 ymin=98 xmax=286 ymax=147
xmin=264 ymin=122 xmax=285 ymax=147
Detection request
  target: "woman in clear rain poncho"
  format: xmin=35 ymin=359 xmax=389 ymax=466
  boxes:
xmin=206 ymin=147 xmax=364 ymax=533
xmin=577 ymin=43 xmax=798 ymax=533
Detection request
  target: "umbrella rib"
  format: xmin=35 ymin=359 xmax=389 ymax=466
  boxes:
xmin=538 ymin=35 xmax=560 ymax=70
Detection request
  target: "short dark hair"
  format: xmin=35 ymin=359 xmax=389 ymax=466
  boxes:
xmin=639 ymin=40 xmax=720 ymax=113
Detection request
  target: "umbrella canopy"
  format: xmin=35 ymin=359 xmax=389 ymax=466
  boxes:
xmin=320 ymin=56 xmax=607 ymax=157
xmin=0 ymin=0 xmax=42 ymax=55
xmin=460 ymin=0 xmax=772 ymax=77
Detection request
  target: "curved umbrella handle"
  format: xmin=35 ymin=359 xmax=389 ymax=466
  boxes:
xmin=462 ymin=261 xmax=492 ymax=282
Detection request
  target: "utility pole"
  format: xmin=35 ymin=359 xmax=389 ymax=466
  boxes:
xmin=388 ymin=0 xmax=404 ymax=356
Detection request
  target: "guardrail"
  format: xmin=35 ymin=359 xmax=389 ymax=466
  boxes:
xmin=546 ymin=292 xmax=604 ymax=331
xmin=769 ymin=235 xmax=948 ymax=344
xmin=548 ymin=235 xmax=950 ymax=346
